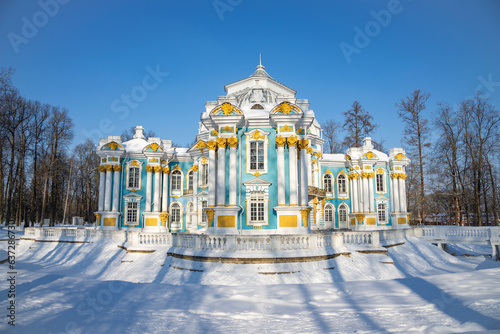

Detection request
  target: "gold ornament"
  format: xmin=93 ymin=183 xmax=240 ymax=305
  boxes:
xmin=205 ymin=209 xmax=215 ymax=227
xmin=221 ymin=102 xmax=234 ymax=115
xmin=95 ymin=213 xmax=101 ymax=223
xmin=216 ymin=137 xmax=227 ymax=148
xmin=227 ymin=137 xmax=238 ymax=148
xmin=280 ymin=124 xmax=292 ymax=132
xmin=275 ymin=136 xmax=287 ymax=147
xmin=105 ymin=164 xmax=113 ymax=172
xmin=159 ymin=214 xmax=168 ymax=223
xmin=356 ymin=214 xmax=365 ymax=223
xmin=249 ymin=130 xmax=265 ymax=140
xmin=207 ymin=140 xmax=217 ymax=150
xmin=296 ymin=127 xmax=305 ymax=135
xmin=145 ymin=166 xmax=153 ymax=173
xmin=194 ymin=141 xmax=207 ymax=153
xmin=162 ymin=167 xmax=170 ymax=174
xmin=287 ymin=136 xmax=298 ymax=147
xmin=99 ymin=165 xmax=106 ymax=173
xmin=130 ymin=160 xmax=139 ymax=167
xmin=145 ymin=143 xmax=162 ymax=152
xmin=154 ymin=166 xmax=162 ymax=173
xmin=393 ymin=153 xmax=407 ymax=161
xmin=113 ymin=165 xmax=121 ymax=172
xmin=192 ymin=165 xmax=199 ymax=172
xmin=300 ymin=208 xmax=311 ymax=227
xmin=362 ymin=151 xmax=378 ymax=160
xmin=306 ymin=147 xmax=313 ymax=154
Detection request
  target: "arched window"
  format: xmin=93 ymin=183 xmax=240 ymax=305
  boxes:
xmin=186 ymin=202 xmax=194 ymax=225
xmin=325 ymin=204 xmax=334 ymax=222
xmin=338 ymin=204 xmax=348 ymax=226
xmin=199 ymin=162 xmax=208 ymax=187
xmin=187 ymin=170 xmax=194 ymax=192
xmin=171 ymin=170 xmax=182 ymax=191
xmin=323 ymin=174 xmax=332 ymax=193
xmin=170 ymin=202 xmax=182 ymax=230
xmin=338 ymin=174 xmax=347 ymax=194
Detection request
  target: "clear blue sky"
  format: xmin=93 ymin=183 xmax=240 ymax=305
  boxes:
xmin=1 ymin=0 xmax=499 ymax=150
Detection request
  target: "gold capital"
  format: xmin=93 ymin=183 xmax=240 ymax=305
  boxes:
xmin=145 ymin=165 xmax=153 ymax=173
xmin=163 ymin=167 xmax=170 ymax=174
xmin=154 ymin=166 xmax=162 ymax=173
xmin=99 ymin=165 xmax=106 ymax=173
xmin=216 ymin=137 xmax=227 ymax=148
xmin=275 ymin=136 xmax=287 ymax=147
xmin=113 ymin=165 xmax=121 ymax=172
xmin=287 ymin=135 xmax=298 ymax=147
xmin=192 ymin=165 xmax=199 ymax=172
xmin=207 ymin=140 xmax=217 ymax=150
xmin=227 ymin=136 xmax=238 ymax=148
xmin=306 ymin=147 xmax=313 ymax=154
xmin=105 ymin=164 xmax=113 ymax=172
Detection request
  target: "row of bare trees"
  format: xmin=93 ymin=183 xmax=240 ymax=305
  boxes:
xmin=0 ymin=68 xmax=99 ymax=226
xmin=323 ymin=90 xmax=499 ymax=226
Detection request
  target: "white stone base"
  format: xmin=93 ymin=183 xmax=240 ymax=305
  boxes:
xmin=391 ymin=212 xmax=410 ymax=229
xmin=142 ymin=212 xmax=168 ymax=232
xmin=98 ymin=212 xmax=120 ymax=230
xmin=206 ymin=206 xmax=241 ymax=235
xmin=274 ymin=206 xmax=311 ymax=234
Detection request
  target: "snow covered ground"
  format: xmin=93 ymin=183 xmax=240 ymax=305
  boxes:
xmin=1 ymin=230 xmax=500 ymax=333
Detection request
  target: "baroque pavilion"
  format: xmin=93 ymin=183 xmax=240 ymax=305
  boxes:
xmin=95 ymin=64 xmax=410 ymax=234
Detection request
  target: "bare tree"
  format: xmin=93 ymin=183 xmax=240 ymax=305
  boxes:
xmin=121 ymin=126 xmax=156 ymax=141
xmin=322 ymin=119 xmax=342 ymax=153
xmin=397 ymin=89 xmax=431 ymax=223
xmin=342 ymin=101 xmax=378 ymax=148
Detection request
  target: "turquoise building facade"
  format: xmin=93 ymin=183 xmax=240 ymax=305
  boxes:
xmin=95 ymin=65 xmax=410 ymax=234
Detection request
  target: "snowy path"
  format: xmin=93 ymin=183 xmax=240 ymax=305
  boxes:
xmin=1 ymin=233 xmax=500 ymax=333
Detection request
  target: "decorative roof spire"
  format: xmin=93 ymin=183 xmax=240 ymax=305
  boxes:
xmin=252 ymin=55 xmax=272 ymax=79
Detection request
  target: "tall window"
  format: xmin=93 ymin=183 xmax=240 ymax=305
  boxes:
xmin=171 ymin=203 xmax=181 ymax=227
xmin=201 ymin=200 xmax=208 ymax=224
xmin=338 ymin=204 xmax=348 ymax=224
xmin=187 ymin=170 xmax=194 ymax=192
xmin=338 ymin=174 xmax=347 ymax=194
xmin=324 ymin=174 xmax=332 ymax=193
xmin=200 ymin=163 xmax=208 ymax=186
xmin=377 ymin=203 xmax=388 ymax=222
xmin=186 ymin=202 xmax=193 ymax=225
xmin=126 ymin=202 xmax=138 ymax=224
xmin=171 ymin=170 xmax=182 ymax=191
xmin=249 ymin=141 xmax=265 ymax=171
xmin=376 ymin=173 xmax=385 ymax=193
xmin=325 ymin=204 xmax=334 ymax=222
xmin=250 ymin=191 xmax=265 ymax=223
xmin=128 ymin=167 xmax=140 ymax=188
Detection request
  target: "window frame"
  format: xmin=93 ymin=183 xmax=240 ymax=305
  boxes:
xmin=199 ymin=162 xmax=208 ymax=187
xmin=377 ymin=202 xmax=388 ymax=223
xmin=337 ymin=172 xmax=349 ymax=198
xmin=376 ymin=169 xmax=387 ymax=194
xmin=170 ymin=169 xmax=183 ymax=194
xmin=169 ymin=202 xmax=183 ymax=231
xmin=187 ymin=170 xmax=194 ymax=193
xmin=249 ymin=191 xmax=266 ymax=224
xmin=324 ymin=203 xmax=334 ymax=222
xmin=323 ymin=173 xmax=333 ymax=193
xmin=245 ymin=129 xmax=269 ymax=176
xmin=338 ymin=203 xmax=349 ymax=225
xmin=125 ymin=160 xmax=143 ymax=192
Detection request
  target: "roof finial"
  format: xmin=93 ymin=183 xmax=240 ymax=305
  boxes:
xmin=259 ymin=53 xmax=262 ymax=66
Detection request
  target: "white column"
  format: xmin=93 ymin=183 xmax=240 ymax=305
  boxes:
xmin=112 ymin=165 xmax=121 ymax=211
xmin=217 ymin=139 xmax=226 ymax=206
xmin=351 ymin=176 xmax=358 ymax=213
xmin=363 ymin=176 xmax=369 ymax=212
xmin=276 ymin=138 xmax=286 ymax=205
xmin=307 ymin=148 xmax=312 ymax=186
xmin=98 ymin=166 xmax=106 ymax=211
xmin=228 ymin=138 xmax=237 ymax=206
xmin=192 ymin=168 xmax=198 ymax=228
xmin=154 ymin=166 xmax=161 ymax=212
xmin=392 ymin=176 xmax=400 ymax=212
xmin=389 ymin=171 xmax=395 ymax=214
xmin=399 ymin=176 xmax=406 ymax=212
xmin=299 ymin=142 xmax=309 ymax=206
xmin=104 ymin=165 xmax=113 ymax=211
xmin=288 ymin=137 xmax=298 ymax=206
xmin=208 ymin=140 xmax=217 ymax=207
xmin=368 ymin=174 xmax=375 ymax=213
xmin=162 ymin=167 xmax=169 ymax=212
xmin=145 ymin=166 xmax=152 ymax=212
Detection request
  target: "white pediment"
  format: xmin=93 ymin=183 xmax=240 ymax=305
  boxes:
xmin=243 ymin=177 xmax=272 ymax=187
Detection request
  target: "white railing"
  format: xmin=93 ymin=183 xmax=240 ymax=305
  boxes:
xmin=419 ymin=226 xmax=500 ymax=245
xmin=22 ymin=227 xmax=436 ymax=252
